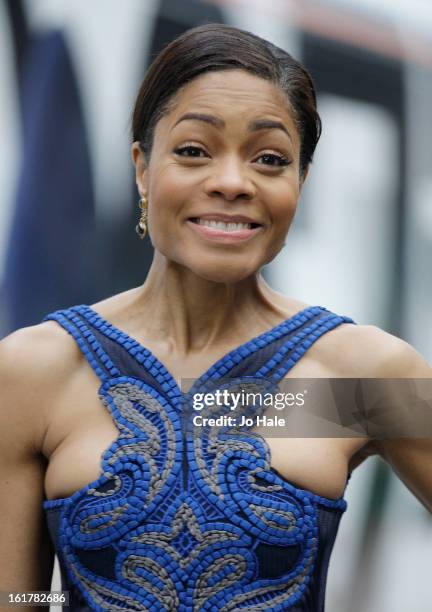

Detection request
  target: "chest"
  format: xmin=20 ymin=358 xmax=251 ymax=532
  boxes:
xmin=42 ymin=351 xmax=367 ymax=503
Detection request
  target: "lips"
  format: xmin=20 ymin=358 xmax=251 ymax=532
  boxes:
xmin=190 ymin=218 xmax=259 ymax=231
xmin=189 ymin=213 xmax=262 ymax=229
xmin=186 ymin=215 xmax=263 ymax=243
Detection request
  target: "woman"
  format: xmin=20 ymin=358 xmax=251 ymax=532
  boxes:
xmin=1 ymin=23 xmax=431 ymax=612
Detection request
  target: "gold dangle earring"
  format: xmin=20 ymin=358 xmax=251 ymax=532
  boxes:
xmin=135 ymin=194 xmax=148 ymax=239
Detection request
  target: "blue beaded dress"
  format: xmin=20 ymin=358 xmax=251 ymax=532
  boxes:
xmin=42 ymin=304 xmax=355 ymax=611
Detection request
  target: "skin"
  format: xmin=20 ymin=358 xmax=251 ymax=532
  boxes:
xmin=0 ymin=69 xmax=431 ymax=600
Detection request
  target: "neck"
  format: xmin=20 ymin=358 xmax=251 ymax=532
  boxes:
xmin=126 ymin=251 xmax=292 ymax=355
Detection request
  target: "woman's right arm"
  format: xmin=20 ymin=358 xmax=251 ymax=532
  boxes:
xmin=0 ymin=325 xmax=59 ymax=610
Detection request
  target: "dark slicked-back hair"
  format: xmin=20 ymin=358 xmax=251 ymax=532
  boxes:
xmin=132 ymin=23 xmax=321 ymax=177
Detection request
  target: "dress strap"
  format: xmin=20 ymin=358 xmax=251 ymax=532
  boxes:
xmin=258 ymin=309 xmax=356 ymax=382
xmin=43 ymin=304 xmax=355 ymax=389
xmin=42 ymin=305 xmax=121 ymax=383
xmin=221 ymin=307 xmax=355 ymax=381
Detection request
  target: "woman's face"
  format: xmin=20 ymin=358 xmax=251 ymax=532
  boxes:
xmin=132 ymin=69 xmax=306 ymax=283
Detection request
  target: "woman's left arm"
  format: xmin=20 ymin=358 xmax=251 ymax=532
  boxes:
xmin=372 ymin=336 xmax=432 ymax=512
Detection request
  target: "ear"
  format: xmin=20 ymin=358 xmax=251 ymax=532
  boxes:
xmin=131 ymin=141 xmax=148 ymax=197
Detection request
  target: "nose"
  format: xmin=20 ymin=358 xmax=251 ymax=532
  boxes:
xmin=204 ymin=156 xmax=256 ymax=201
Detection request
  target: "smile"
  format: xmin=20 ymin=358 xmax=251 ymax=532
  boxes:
xmin=193 ymin=218 xmax=258 ymax=231
xmin=187 ymin=217 xmax=263 ymax=243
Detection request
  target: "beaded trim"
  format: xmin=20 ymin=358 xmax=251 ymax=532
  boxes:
xmin=75 ymin=304 xmax=328 ymax=392
xmin=42 ymin=304 xmax=355 ymax=611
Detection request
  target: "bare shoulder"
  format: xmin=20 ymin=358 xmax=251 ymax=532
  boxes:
xmin=0 ymin=322 xmax=78 ymax=587
xmin=311 ymin=320 xmax=431 ymax=377
xmin=335 ymin=326 xmax=432 ymax=512
xmin=0 ymin=320 xmax=84 ymax=453
xmin=0 ymin=319 xmax=84 ymax=382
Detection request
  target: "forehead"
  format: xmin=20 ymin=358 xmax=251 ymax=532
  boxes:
xmin=160 ymin=69 xmax=299 ymax=140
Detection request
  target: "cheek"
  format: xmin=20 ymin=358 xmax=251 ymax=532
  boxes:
xmin=149 ymin=155 xmax=200 ymax=192
xmin=147 ymin=165 xmax=198 ymax=223
xmin=145 ymin=171 xmax=193 ymax=256
xmin=267 ymin=184 xmax=299 ymax=228
xmin=148 ymin=166 xmax=174 ymax=200
xmin=146 ymin=167 xmax=182 ymax=221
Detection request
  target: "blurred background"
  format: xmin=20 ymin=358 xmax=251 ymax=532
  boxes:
xmin=0 ymin=0 xmax=431 ymax=610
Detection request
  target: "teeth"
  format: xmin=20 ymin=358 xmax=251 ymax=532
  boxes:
xmin=196 ymin=219 xmax=252 ymax=231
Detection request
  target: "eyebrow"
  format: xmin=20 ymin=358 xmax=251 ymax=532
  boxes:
xmin=173 ymin=112 xmax=292 ymax=142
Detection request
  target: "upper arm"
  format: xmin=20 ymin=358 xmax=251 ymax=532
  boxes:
xmin=366 ymin=329 xmax=432 ymax=512
xmin=0 ymin=325 xmax=64 ymax=601
xmin=375 ymin=437 xmax=432 ymax=512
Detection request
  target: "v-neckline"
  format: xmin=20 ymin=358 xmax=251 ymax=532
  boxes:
xmin=79 ymin=303 xmax=326 ymax=396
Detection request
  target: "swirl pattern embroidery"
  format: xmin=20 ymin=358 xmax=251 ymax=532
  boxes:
xmin=57 ymin=378 xmax=321 ymax=611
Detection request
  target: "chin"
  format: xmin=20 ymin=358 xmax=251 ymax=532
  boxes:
xmin=188 ymin=260 xmax=259 ymax=284
xmin=159 ymin=244 xmax=265 ymax=283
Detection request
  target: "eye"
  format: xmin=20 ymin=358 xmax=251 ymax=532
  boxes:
xmin=174 ymin=145 xmax=209 ymax=158
xmin=255 ymin=153 xmax=291 ymax=168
